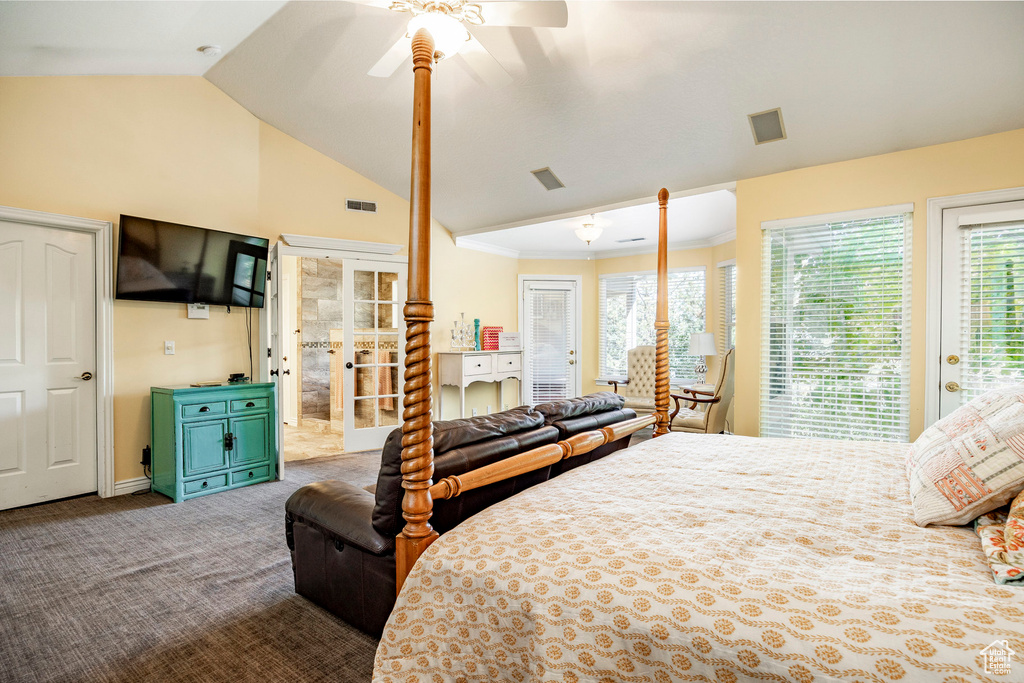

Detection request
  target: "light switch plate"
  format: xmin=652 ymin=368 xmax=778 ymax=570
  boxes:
xmin=187 ymin=304 xmax=209 ymax=319
xmin=164 ymin=341 xmax=175 ymax=355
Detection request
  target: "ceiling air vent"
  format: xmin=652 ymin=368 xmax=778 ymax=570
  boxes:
xmin=346 ymin=199 xmax=377 ymax=213
xmin=748 ymin=108 xmax=787 ymax=145
xmin=615 ymin=237 xmax=645 ymax=243
xmin=531 ymin=167 xmax=565 ymax=191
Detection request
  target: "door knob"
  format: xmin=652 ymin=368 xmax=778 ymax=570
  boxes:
xmin=568 ymin=350 xmax=575 ymax=356
xmin=74 ymin=371 xmax=94 ymax=381
xmin=945 ymin=381 xmax=961 ymax=393
xmin=282 ymin=369 xmax=291 ymax=375
xmin=346 ymin=362 xmax=354 ymax=369
xmin=946 ymin=354 xmax=960 ymax=365
xmin=568 ymin=360 xmax=575 ymax=365
xmin=270 ymin=369 xmax=279 ymax=377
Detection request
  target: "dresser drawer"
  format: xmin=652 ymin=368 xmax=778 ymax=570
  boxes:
xmin=184 ymin=473 xmax=229 ymax=495
xmin=232 ymin=464 xmax=271 ymax=485
xmin=181 ymin=401 xmax=227 ymax=419
xmin=496 ymin=353 xmax=521 ymax=372
xmin=463 ymin=355 xmax=492 ymax=376
xmin=230 ymin=397 xmax=269 ymax=413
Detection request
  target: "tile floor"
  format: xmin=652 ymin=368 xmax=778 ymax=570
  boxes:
xmin=282 ymin=421 xmax=346 ymax=461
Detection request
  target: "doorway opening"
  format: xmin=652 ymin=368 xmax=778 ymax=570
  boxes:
xmin=267 ymin=241 xmax=407 ymax=463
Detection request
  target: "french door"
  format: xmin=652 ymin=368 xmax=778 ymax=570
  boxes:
xmin=938 ymin=200 xmax=1024 ymax=418
xmin=342 ymin=259 xmax=407 ymax=451
xmin=521 ymin=278 xmax=581 ymax=404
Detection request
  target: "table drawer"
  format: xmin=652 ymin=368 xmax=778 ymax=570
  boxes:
xmin=463 ymin=355 xmax=492 ymax=376
xmin=181 ymin=401 xmax=227 ymax=419
xmin=230 ymin=397 xmax=269 ymax=413
xmin=232 ymin=464 xmax=271 ymax=485
xmin=496 ymin=353 xmax=521 ymax=372
xmin=184 ymin=473 xmax=229 ymax=495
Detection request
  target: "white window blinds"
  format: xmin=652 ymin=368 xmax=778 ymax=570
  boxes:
xmin=719 ymin=263 xmax=736 ymax=353
xmin=760 ymin=211 xmax=912 ymax=441
xmin=959 ymin=220 xmax=1024 ymax=401
xmin=599 ymin=269 xmax=705 ymax=381
xmin=524 ymin=283 xmax=574 ymax=403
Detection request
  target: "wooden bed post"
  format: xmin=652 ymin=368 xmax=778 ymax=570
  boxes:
xmin=396 ymin=28 xmax=440 ymax=593
xmin=653 ymin=187 xmax=671 ymax=437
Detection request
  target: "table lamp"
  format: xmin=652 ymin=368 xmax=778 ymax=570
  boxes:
xmin=688 ymin=332 xmax=717 ymax=385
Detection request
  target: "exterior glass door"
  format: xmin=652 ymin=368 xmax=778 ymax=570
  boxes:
xmin=343 ymin=259 xmax=407 ymax=450
xmin=939 ymin=200 xmax=1024 ymax=418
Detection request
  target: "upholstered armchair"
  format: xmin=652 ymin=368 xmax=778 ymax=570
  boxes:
xmin=609 ymin=345 xmax=657 ymax=417
xmin=670 ymin=348 xmax=735 ymax=434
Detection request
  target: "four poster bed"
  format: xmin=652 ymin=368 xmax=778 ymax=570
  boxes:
xmin=373 ymin=29 xmax=1024 ymax=683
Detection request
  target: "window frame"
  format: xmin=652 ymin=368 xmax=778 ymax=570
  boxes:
xmin=759 ymin=203 xmax=914 ymax=442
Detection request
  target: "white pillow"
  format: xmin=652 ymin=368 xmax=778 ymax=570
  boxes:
xmin=907 ymin=384 xmax=1024 ymax=527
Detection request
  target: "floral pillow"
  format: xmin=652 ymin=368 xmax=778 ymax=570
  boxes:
xmin=906 ymin=384 xmax=1024 ymax=526
xmin=975 ymin=488 xmax=1024 ymax=584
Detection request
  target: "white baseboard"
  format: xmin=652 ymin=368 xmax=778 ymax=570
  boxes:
xmin=113 ymin=476 xmax=151 ymax=496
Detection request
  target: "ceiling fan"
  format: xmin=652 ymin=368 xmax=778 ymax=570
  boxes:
xmin=355 ymin=0 xmax=568 ymax=86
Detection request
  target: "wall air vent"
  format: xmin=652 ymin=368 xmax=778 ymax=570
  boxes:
xmin=748 ymin=108 xmax=787 ymax=145
xmin=346 ymin=199 xmax=377 ymax=213
xmin=615 ymin=237 xmax=645 ymax=243
xmin=531 ymin=167 xmax=565 ymax=191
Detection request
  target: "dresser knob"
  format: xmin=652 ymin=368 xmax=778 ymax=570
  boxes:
xmin=248 ymin=471 xmax=254 ymax=478
xmin=199 ymin=406 xmax=210 ymax=413
xmin=246 ymin=401 xmax=255 ymax=407
xmin=201 ymin=481 xmax=208 ymax=489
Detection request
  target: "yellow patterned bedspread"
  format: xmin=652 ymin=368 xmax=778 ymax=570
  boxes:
xmin=374 ymin=433 xmax=1024 ymax=682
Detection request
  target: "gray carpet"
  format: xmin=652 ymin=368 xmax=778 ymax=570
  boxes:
xmin=0 ymin=452 xmax=383 ymax=683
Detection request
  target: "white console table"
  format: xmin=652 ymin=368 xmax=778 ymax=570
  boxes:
xmin=438 ymin=351 xmax=523 ymax=419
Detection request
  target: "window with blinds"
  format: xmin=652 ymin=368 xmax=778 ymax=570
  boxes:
xmin=599 ymin=269 xmax=705 ymax=381
xmin=719 ymin=263 xmax=736 ymax=353
xmin=760 ymin=211 xmax=912 ymax=441
xmin=959 ymin=220 xmax=1024 ymax=401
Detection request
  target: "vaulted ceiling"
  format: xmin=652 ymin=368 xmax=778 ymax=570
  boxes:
xmin=3 ymin=1 xmax=1023 ymax=242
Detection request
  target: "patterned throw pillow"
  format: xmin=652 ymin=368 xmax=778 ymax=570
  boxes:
xmin=906 ymin=384 xmax=1024 ymax=526
xmin=974 ymin=488 xmax=1024 ymax=584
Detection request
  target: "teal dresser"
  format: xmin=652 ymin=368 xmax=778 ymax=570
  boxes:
xmin=151 ymin=383 xmax=278 ymax=502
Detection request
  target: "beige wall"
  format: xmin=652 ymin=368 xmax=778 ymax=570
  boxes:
xmin=734 ymin=128 xmax=1024 ymax=440
xmin=0 ymin=76 xmax=518 ymax=482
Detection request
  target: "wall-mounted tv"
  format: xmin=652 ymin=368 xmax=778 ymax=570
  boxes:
xmin=115 ymin=215 xmax=269 ymax=308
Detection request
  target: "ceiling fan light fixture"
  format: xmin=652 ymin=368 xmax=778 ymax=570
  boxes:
xmin=407 ymin=12 xmax=469 ymax=60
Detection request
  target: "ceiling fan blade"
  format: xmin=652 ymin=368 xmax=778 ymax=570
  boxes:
xmin=368 ymin=34 xmax=412 ymax=78
xmin=478 ymin=1 xmax=568 ymax=28
xmin=460 ymin=34 xmax=513 ymax=88
xmin=345 ymin=0 xmax=395 ymax=8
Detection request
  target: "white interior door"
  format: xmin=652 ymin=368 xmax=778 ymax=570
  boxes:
xmin=522 ymin=278 xmax=580 ymax=403
xmin=0 ymin=220 xmax=97 ymax=509
xmin=939 ymin=200 xmax=1024 ymax=418
xmin=265 ymin=243 xmax=285 ymax=476
xmin=280 ymin=255 xmax=298 ymax=424
xmin=342 ymin=259 xmax=407 ymax=451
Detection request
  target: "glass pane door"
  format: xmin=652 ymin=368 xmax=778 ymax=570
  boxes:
xmin=343 ymin=260 xmax=406 ymax=451
xmin=522 ymin=279 xmax=579 ymax=403
xmin=939 ymin=201 xmax=1024 ymax=418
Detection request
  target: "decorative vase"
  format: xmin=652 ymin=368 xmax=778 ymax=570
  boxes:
xmin=474 ymin=319 xmax=481 ymax=351
xmin=694 ymin=357 xmax=708 ymax=385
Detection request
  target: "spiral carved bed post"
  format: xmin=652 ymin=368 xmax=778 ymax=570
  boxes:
xmin=653 ymin=188 xmax=671 ymax=437
xmin=396 ymin=29 xmax=440 ymax=593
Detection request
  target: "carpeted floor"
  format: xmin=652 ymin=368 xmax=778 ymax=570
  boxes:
xmin=0 ymin=451 xmax=383 ymax=683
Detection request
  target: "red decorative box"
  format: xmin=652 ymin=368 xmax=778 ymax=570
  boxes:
xmin=481 ymin=326 xmax=502 ymax=350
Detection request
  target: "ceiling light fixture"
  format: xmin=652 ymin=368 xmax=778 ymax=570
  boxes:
xmin=575 ymin=214 xmax=602 ymax=245
xmin=196 ymin=45 xmax=222 ymax=56
xmin=407 ymin=11 xmax=470 ymax=61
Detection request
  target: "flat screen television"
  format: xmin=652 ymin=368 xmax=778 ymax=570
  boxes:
xmin=115 ymin=215 xmax=269 ymax=308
